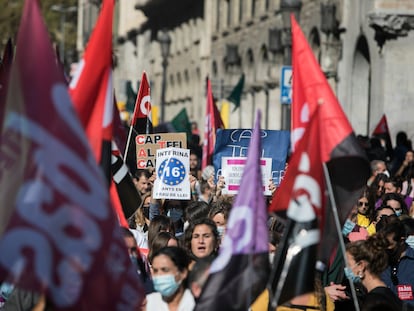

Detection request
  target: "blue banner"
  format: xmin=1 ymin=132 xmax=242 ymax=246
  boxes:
xmin=213 ymin=129 xmax=290 ymax=186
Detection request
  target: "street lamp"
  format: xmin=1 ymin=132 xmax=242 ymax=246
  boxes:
xmin=51 ymin=4 xmax=77 ymax=64
xmin=280 ymin=0 xmax=302 ymax=130
xmin=158 ymin=29 xmax=171 ymax=124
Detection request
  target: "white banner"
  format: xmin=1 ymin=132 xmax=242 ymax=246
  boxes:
xmin=221 ymin=157 xmax=272 ymax=195
xmin=153 ymin=148 xmax=190 ymax=200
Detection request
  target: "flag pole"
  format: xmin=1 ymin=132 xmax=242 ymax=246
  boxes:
xmin=124 ymin=122 xmax=134 ymax=163
xmin=322 ymin=163 xmax=360 ymax=311
xmin=267 ymin=217 xmax=295 ymax=309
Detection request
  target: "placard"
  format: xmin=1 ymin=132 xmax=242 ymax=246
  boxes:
xmin=135 ymin=133 xmax=187 ymax=169
xmin=221 ymin=157 xmax=272 ymax=195
xmin=153 ymin=147 xmax=190 ymax=200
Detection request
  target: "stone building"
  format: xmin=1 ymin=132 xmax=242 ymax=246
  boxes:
xmin=78 ymin=0 xmax=414 ymax=142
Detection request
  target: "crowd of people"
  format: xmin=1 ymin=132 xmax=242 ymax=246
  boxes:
xmin=2 ymin=130 xmax=414 ymax=311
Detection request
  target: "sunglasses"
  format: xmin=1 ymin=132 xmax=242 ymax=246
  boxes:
xmin=358 ymin=201 xmax=368 ymax=207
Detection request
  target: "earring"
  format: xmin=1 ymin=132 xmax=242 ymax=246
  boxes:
xmin=358 ymin=271 xmax=364 ymax=279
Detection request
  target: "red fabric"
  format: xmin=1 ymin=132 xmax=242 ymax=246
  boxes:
xmin=131 ymin=71 xmax=152 ymax=134
xmin=202 ymin=78 xmax=224 ymax=169
xmin=269 ymin=107 xmax=325 ymax=221
xmin=372 ymin=114 xmax=389 ymax=136
xmin=290 ymin=16 xmax=352 ymax=161
xmin=69 ymin=0 xmax=114 ymax=162
xmin=0 ymin=0 xmax=143 ymax=309
xmin=110 ymin=180 xmax=129 ymax=228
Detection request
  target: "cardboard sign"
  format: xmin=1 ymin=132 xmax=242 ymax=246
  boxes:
xmin=221 ymin=157 xmax=272 ymax=195
xmin=135 ymin=133 xmax=187 ymax=169
xmin=213 ymin=129 xmax=290 ymax=186
xmin=153 ymin=148 xmax=190 ymax=200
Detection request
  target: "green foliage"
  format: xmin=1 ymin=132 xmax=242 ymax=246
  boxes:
xmin=0 ymin=0 xmax=78 ymax=62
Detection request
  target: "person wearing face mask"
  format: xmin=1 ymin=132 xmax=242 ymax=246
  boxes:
xmin=402 ymin=217 xmax=414 ymax=250
xmin=381 ymin=192 xmax=408 ymax=218
xmin=145 ymin=246 xmax=195 ymax=311
xmin=379 ymin=219 xmax=414 ymax=307
xmin=345 ymin=234 xmax=404 ymax=311
xmin=208 ymin=202 xmax=231 ymax=241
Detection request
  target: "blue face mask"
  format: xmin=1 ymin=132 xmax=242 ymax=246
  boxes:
xmin=152 ymin=274 xmax=181 ymax=297
xmin=342 ymin=219 xmax=356 ymax=236
xmin=344 ymin=266 xmax=361 ymax=283
xmin=395 ymin=210 xmax=402 ymax=217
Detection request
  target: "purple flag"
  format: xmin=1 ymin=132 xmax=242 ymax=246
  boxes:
xmin=195 ymin=110 xmax=269 ymax=311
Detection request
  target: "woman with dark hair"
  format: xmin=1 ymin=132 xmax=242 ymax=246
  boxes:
xmin=148 ymin=231 xmax=178 ymax=264
xmin=184 ymin=218 xmax=219 ymax=269
xmin=147 ymin=215 xmax=175 ymax=250
xmin=381 ymin=192 xmax=408 ymax=217
xmin=145 ymin=246 xmax=195 ymax=311
xmin=345 ymin=234 xmax=403 ymax=311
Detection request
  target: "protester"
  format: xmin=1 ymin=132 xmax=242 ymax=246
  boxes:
xmin=378 ymin=219 xmax=414 ymax=306
xmin=345 ymin=234 xmax=404 ymax=311
xmin=184 ymin=218 xmax=219 ymax=269
xmin=147 ymin=215 xmax=176 ymax=251
xmin=188 ymin=257 xmax=213 ymax=300
xmin=145 ymin=246 xmax=195 ymax=311
xmin=148 ymin=231 xmax=179 ymax=264
xmin=133 ymin=169 xmax=151 ymax=196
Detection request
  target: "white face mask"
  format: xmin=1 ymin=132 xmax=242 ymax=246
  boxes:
xmin=406 ymin=235 xmax=414 ymax=249
xmin=183 ymin=221 xmax=190 ymax=232
xmin=217 ymin=226 xmax=225 ymax=237
xmin=269 ymin=252 xmax=275 ymax=264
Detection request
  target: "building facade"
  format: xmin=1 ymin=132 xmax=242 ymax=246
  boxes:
xmin=78 ymin=0 xmax=414 ymax=142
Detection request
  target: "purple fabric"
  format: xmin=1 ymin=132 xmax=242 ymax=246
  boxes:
xmin=219 ymin=111 xmax=268 ymax=258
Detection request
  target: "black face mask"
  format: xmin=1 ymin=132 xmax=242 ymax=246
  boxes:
xmin=142 ymin=206 xmax=150 ymax=220
xmin=386 ymin=243 xmax=405 ymax=264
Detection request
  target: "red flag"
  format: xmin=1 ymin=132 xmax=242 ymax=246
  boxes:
xmin=0 ymin=38 xmax=13 ymax=129
xmin=270 ymin=15 xmax=369 ymax=262
xmin=372 ymin=114 xmax=389 ymax=136
xmin=0 ymin=0 xmax=143 ymax=309
xmin=202 ymin=78 xmax=224 ymax=169
xmin=268 ymin=107 xmax=323 ymax=306
xmin=124 ymin=71 xmax=152 ymax=172
xmin=130 ymin=71 xmax=152 ymax=135
xmin=110 ymin=180 xmax=129 ymax=228
xmin=69 ymin=0 xmax=114 ymax=163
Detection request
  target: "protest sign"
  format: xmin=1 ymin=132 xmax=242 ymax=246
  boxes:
xmin=213 ymin=129 xmax=290 ymax=186
xmin=136 ymin=133 xmax=187 ymax=169
xmin=221 ymin=157 xmax=272 ymax=195
xmin=153 ymin=147 xmax=190 ymax=200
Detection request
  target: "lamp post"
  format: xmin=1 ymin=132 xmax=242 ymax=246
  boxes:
xmin=51 ymin=4 xmax=77 ymax=64
xmin=280 ymin=0 xmax=302 ymax=130
xmin=158 ymin=29 xmax=171 ymax=124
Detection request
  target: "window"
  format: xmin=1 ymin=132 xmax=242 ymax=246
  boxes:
xmin=226 ymin=0 xmax=232 ymax=28
xmin=216 ymin=0 xmax=221 ymax=31
xmin=239 ymin=0 xmax=243 ymax=22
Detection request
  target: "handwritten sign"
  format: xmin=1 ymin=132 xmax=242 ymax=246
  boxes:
xmin=153 ymin=148 xmax=190 ymax=200
xmin=136 ymin=133 xmax=187 ymax=169
xmin=213 ymin=129 xmax=290 ymax=186
xmin=221 ymin=157 xmax=272 ymax=195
